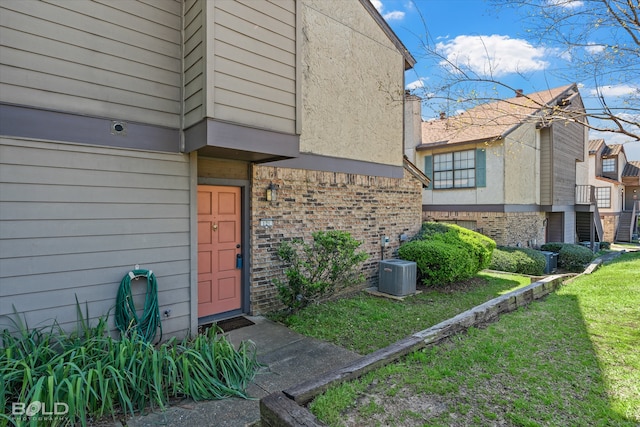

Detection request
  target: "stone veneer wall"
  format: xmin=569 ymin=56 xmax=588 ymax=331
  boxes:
xmin=423 ymin=210 xmax=547 ymax=247
xmin=250 ymin=165 xmax=423 ymax=314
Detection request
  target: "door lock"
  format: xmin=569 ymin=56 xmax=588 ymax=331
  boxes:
xmin=212 ymin=223 xmax=218 ymax=231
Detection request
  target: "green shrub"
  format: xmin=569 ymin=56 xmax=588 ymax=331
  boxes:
xmin=408 ymin=222 xmax=496 ymax=273
xmin=558 ymin=244 xmax=595 ymax=272
xmin=273 ymin=231 xmax=369 ymax=311
xmin=599 ymin=241 xmax=611 ymax=250
xmin=489 ymin=246 xmax=546 ymax=275
xmin=540 ymin=242 xmax=564 ymax=252
xmin=540 ymin=242 xmax=595 ymax=272
xmin=398 ymin=239 xmax=475 ymax=285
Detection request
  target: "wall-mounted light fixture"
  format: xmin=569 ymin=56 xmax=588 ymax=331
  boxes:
xmin=266 ymin=182 xmax=278 ymax=202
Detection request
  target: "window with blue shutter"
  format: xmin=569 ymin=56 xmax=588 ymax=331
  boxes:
xmin=476 ymin=148 xmax=486 ymax=188
xmin=424 ymin=155 xmax=432 ymax=189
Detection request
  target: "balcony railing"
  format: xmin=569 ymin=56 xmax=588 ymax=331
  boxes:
xmin=575 ymin=185 xmax=595 ymax=205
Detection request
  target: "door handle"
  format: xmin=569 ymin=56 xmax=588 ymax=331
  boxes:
xmin=212 ymin=223 xmax=218 ymax=231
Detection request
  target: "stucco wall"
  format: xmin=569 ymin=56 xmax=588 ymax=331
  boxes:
xmin=504 ymin=123 xmax=540 ymax=205
xmin=299 ymin=0 xmax=404 ymax=167
xmin=250 ymin=164 xmax=423 ymax=314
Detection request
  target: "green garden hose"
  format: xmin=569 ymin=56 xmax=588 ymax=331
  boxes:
xmin=115 ymin=269 xmax=162 ymax=343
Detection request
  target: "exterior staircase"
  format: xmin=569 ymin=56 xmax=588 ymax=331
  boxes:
xmin=616 ymin=211 xmax=634 ymax=242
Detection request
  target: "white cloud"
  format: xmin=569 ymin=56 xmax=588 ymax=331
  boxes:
xmin=585 ymin=42 xmax=606 ymax=55
xmin=370 ymin=0 xmax=404 ymax=21
xmin=590 ymin=84 xmax=638 ymax=97
xmin=546 ymin=0 xmax=584 ymax=8
xmin=436 ymin=35 xmax=550 ymax=77
xmin=406 ymin=78 xmax=426 ymax=90
xmin=384 ymin=10 xmax=405 ymax=20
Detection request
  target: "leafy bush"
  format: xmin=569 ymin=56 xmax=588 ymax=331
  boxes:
xmin=1 ymin=305 xmax=260 ymax=426
xmin=540 ymin=242 xmax=595 ymax=272
xmin=489 ymin=246 xmax=546 ymax=275
xmin=399 ymin=223 xmax=496 ymax=285
xmin=558 ymin=244 xmax=595 ymax=272
xmin=599 ymin=241 xmax=611 ymax=250
xmin=398 ymin=239 xmax=475 ymax=285
xmin=273 ymin=231 xmax=369 ymax=311
xmin=540 ymin=242 xmax=564 ymax=252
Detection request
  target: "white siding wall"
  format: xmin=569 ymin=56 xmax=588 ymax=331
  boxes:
xmin=0 ymin=138 xmax=191 ymax=338
xmin=0 ymin=0 xmax=182 ymax=128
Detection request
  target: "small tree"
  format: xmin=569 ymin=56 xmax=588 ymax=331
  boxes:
xmin=273 ymin=231 xmax=369 ymax=311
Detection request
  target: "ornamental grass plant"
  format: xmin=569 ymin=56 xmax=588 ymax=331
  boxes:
xmin=0 ymin=303 xmax=260 ymax=427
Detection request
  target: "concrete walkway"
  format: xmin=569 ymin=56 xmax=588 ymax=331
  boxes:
xmin=125 ymin=316 xmax=360 ymax=427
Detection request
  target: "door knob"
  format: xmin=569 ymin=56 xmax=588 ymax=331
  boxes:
xmin=212 ymin=223 xmax=218 ymax=231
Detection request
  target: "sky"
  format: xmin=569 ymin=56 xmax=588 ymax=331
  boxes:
xmin=370 ymin=0 xmax=640 ymax=160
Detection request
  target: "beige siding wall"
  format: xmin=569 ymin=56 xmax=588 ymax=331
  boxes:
xmin=418 ymin=143 xmax=505 ymax=205
xmin=0 ymin=0 xmax=182 ymax=128
xmin=299 ymin=0 xmax=404 ymax=166
xmin=539 ymin=128 xmax=553 ymax=205
xmin=504 ymin=123 xmax=540 ymax=204
xmin=184 ymin=0 xmax=205 ymax=128
xmin=551 ymin=119 xmax=584 ymax=205
xmin=209 ymin=0 xmax=296 ymax=133
xmin=0 ymin=138 xmax=191 ymax=338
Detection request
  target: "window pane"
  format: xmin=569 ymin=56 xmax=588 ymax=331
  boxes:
xmin=596 ymin=187 xmax=610 ymax=208
xmin=433 ymin=150 xmax=476 ymax=189
xmin=434 ymin=171 xmax=453 ymax=188
xmin=602 ymin=158 xmax=615 ymax=173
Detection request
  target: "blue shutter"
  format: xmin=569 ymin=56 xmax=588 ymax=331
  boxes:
xmin=476 ymin=149 xmax=486 ymax=188
xmin=424 ymin=155 xmax=432 ymax=189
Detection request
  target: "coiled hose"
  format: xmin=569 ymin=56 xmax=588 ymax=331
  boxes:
xmin=115 ymin=269 xmax=162 ymax=343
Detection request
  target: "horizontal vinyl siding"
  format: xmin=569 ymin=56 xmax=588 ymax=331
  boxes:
xmin=540 ymin=128 xmax=552 ymax=206
xmin=0 ymin=138 xmax=191 ymax=338
xmin=552 ymin=120 xmax=584 ymax=205
xmin=184 ymin=0 xmax=205 ymax=128
xmin=212 ymin=0 xmax=296 ymax=133
xmin=0 ymin=0 xmax=182 ymax=128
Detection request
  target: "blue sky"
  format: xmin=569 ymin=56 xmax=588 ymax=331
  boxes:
xmin=371 ymin=0 xmax=640 ymax=160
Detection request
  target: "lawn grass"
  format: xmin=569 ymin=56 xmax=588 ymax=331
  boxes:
xmin=309 ymin=252 xmax=640 ymax=426
xmin=272 ymin=272 xmax=532 ymax=354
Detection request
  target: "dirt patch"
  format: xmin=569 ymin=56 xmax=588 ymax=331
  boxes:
xmin=342 ymin=385 xmax=449 ymax=427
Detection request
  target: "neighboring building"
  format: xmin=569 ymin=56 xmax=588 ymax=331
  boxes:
xmin=0 ymin=0 xmax=428 ymax=338
xmin=587 ymin=140 xmax=640 ymax=241
xmin=406 ymin=84 xmax=600 ymax=247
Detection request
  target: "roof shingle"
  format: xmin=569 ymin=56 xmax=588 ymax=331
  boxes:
xmin=419 ymin=84 xmax=578 ymax=148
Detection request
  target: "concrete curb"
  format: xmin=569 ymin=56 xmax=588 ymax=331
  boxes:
xmin=564 ymin=250 xmax=624 ymax=284
xmin=260 ymin=274 xmax=572 ymax=426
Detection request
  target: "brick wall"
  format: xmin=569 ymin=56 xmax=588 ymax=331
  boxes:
xmin=422 ymin=210 xmax=547 ymax=248
xmin=250 ymin=165 xmax=423 ymax=314
xmin=600 ymin=213 xmax=618 ymax=243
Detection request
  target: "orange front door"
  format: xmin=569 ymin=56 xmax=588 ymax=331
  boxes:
xmin=197 ymin=185 xmax=242 ymax=318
